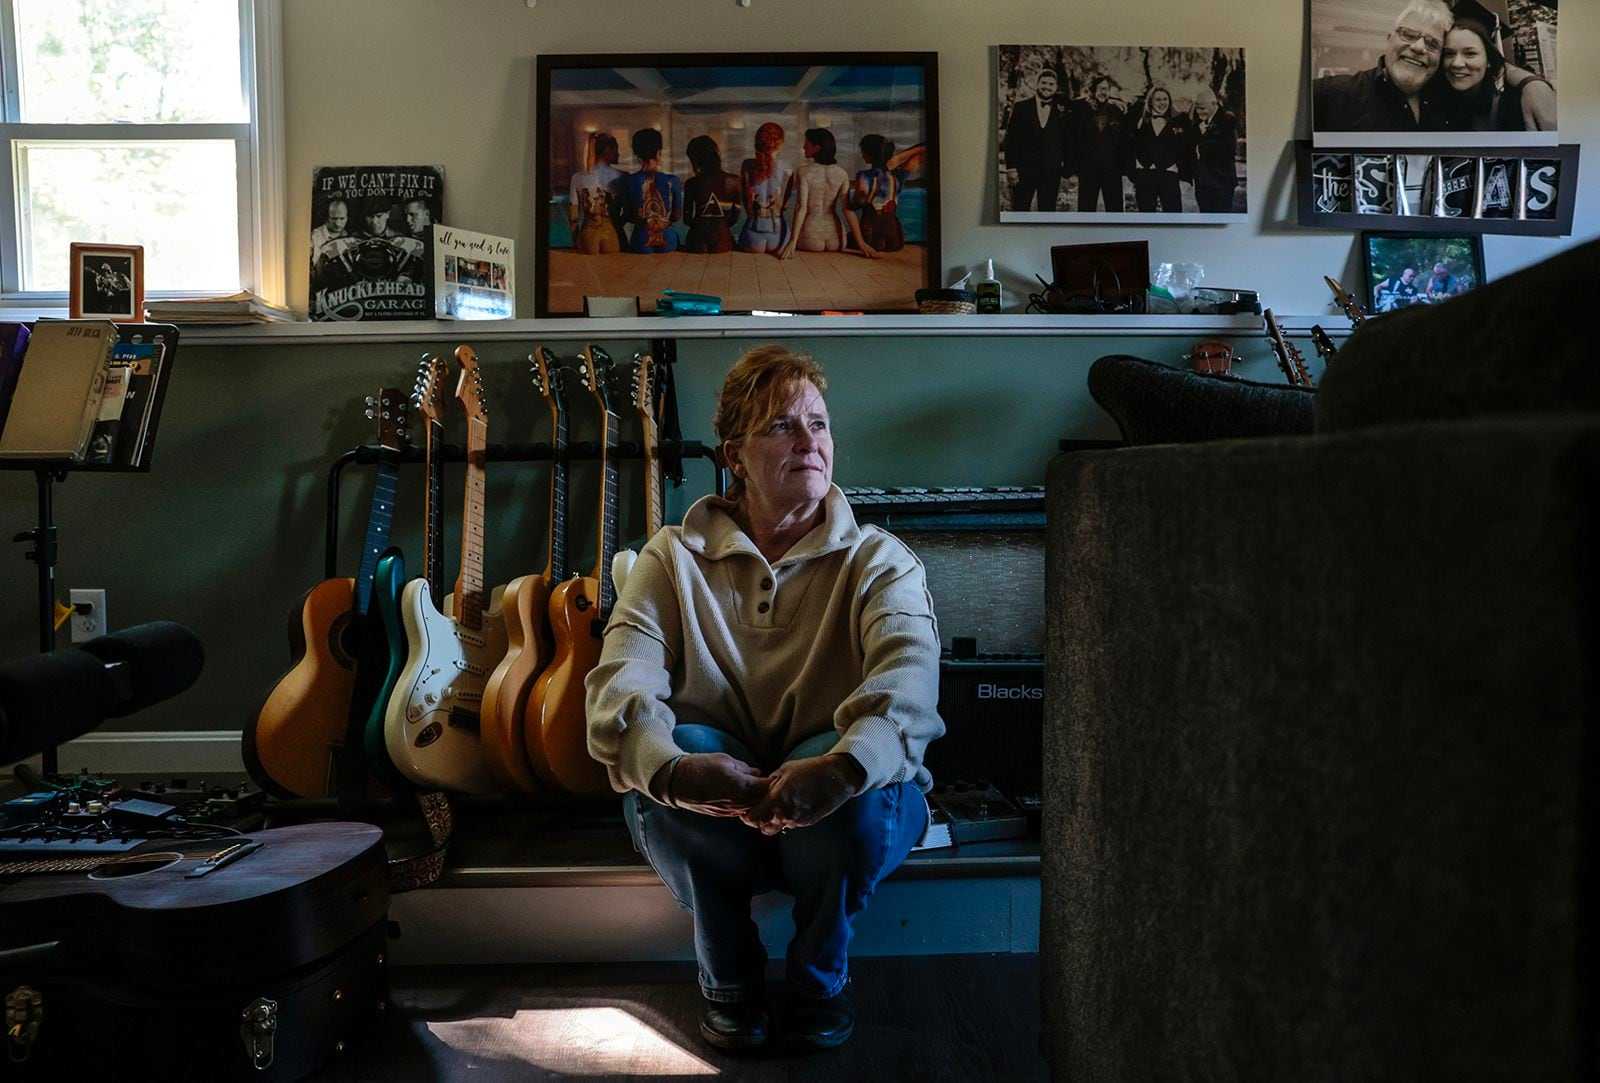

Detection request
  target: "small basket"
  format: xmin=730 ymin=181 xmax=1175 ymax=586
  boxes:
xmin=916 ymin=288 xmax=977 ymax=315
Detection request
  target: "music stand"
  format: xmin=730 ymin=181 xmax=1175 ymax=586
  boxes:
xmin=2 ymin=322 xmax=180 ymax=774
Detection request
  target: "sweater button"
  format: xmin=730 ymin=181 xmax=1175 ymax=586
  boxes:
xmin=757 ymin=601 xmax=770 ymax=614
xmin=760 ymin=577 xmax=773 ymax=590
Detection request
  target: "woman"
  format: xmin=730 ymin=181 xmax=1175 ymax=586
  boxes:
xmin=779 ymin=128 xmax=876 ymax=260
xmin=683 ymin=135 xmax=744 ymax=254
xmin=585 ymin=346 xmax=942 ymax=1054
xmin=1432 ymin=15 xmax=1555 ymax=132
xmin=567 ymin=132 xmax=624 ymax=255
xmin=1128 ymin=85 xmax=1186 ymax=213
xmin=618 ymin=128 xmax=682 ymax=253
xmin=738 ymin=122 xmax=790 ymax=254
xmin=850 ymin=134 xmax=904 ymax=253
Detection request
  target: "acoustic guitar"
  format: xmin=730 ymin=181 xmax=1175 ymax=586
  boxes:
xmin=1264 ymin=309 xmax=1314 ymax=389
xmin=247 ymin=389 xmax=407 ymax=799
xmin=363 ymin=353 xmax=451 ymax=784
xmin=527 ymin=345 xmax=619 ymax=797
xmin=481 ymin=347 xmax=570 ymax=793
xmin=383 ymin=345 xmax=506 ymax=794
xmin=610 ymin=352 xmax=663 ymax=596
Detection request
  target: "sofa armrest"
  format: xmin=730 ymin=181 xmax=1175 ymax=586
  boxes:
xmin=1042 ymin=415 xmax=1600 ymax=1080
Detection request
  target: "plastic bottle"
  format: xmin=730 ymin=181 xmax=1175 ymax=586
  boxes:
xmin=976 ymin=259 xmax=1003 ymax=313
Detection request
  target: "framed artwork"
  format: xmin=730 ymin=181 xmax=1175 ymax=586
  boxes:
xmin=1361 ymin=230 xmax=1486 ymax=313
xmin=1311 ymin=0 xmax=1558 ymax=148
xmin=69 ymin=243 xmax=144 ymax=321
xmin=536 ymin=52 xmax=940 ymax=317
xmin=996 ymin=45 xmax=1247 ymax=223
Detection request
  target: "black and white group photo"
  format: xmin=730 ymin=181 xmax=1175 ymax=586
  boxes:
xmin=309 ymin=165 xmax=444 ymax=321
xmin=1312 ymin=0 xmax=1558 ymax=144
xmin=996 ymin=44 xmax=1247 ymax=223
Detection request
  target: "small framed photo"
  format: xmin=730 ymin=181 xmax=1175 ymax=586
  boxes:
xmin=69 ymin=243 xmax=145 ymax=321
xmin=1361 ymin=231 xmax=1485 ymax=315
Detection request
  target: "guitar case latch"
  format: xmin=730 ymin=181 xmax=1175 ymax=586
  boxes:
xmin=5 ymin=985 xmax=43 ymax=1064
xmin=239 ymin=996 xmax=278 ymax=1070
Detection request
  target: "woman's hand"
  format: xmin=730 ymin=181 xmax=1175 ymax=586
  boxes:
xmin=777 ymin=239 xmax=797 ymax=261
xmin=740 ymin=754 xmax=865 ymax=834
xmin=1519 ymin=79 xmax=1556 ymax=131
xmin=667 ymin=753 xmax=768 ymax=817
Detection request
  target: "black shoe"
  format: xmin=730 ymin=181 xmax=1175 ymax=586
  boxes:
xmin=699 ymin=994 xmax=770 ymax=1052
xmin=786 ymin=982 xmax=855 ymax=1050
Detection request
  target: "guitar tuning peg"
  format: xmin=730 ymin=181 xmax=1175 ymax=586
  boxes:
xmin=364 ymin=408 xmax=375 ymax=420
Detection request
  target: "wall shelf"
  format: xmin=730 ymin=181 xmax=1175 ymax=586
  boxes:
xmin=173 ymin=312 xmax=1353 ymax=346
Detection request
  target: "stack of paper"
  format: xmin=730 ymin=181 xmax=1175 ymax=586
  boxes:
xmin=144 ymin=291 xmax=299 ymax=325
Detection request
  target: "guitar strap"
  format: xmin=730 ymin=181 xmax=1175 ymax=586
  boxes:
xmin=651 ymin=338 xmax=684 ymax=487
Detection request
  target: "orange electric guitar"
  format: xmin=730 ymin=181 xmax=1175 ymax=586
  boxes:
xmin=526 ymin=344 xmax=619 ymax=797
xmin=247 ymin=389 xmax=407 ymax=799
xmin=480 ymin=347 xmax=571 ymax=793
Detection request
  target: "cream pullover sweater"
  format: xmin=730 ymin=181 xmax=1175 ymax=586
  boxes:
xmin=585 ymin=484 xmax=944 ymax=797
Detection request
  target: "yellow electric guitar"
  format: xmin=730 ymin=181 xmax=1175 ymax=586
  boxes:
xmin=480 ymin=347 xmax=570 ymax=793
xmin=383 ymin=345 xmax=507 ymax=794
xmin=526 ymin=344 xmax=618 ymax=797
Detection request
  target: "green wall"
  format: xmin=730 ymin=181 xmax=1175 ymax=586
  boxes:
xmin=0 ymin=332 xmax=1295 ymax=735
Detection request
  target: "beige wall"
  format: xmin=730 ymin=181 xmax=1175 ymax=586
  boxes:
xmin=283 ymin=0 xmax=1598 ymax=315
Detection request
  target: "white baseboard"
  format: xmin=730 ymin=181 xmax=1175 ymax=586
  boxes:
xmin=42 ymin=729 xmax=245 ymax=776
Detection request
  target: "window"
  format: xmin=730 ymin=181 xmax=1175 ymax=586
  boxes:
xmin=0 ymin=0 xmax=283 ymax=303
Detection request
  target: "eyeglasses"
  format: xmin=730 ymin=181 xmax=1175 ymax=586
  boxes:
xmin=1393 ymin=25 xmax=1444 ymax=53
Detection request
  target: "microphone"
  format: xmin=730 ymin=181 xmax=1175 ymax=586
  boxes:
xmin=0 ymin=622 xmax=203 ymax=766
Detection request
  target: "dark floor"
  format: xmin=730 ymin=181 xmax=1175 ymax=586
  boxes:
xmin=309 ymin=953 xmax=1048 ymax=1082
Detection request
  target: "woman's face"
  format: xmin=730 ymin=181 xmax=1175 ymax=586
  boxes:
xmin=1442 ymin=28 xmax=1489 ymax=91
xmin=729 ymin=381 xmax=834 ymax=513
xmin=1149 ymin=89 xmax=1171 ymax=116
xmin=802 ymin=138 xmax=819 ymax=159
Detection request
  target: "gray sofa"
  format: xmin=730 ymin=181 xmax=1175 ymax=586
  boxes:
xmin=1042 ymin=239 xmax=1600 ymax=1081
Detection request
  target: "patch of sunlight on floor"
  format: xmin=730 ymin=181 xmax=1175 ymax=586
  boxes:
xmin=427 ymin=1006 xmax=719 ymax=1076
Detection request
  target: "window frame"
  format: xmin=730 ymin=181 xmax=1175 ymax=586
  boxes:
xmin=0 ymin=0 xmax=284 ymax=307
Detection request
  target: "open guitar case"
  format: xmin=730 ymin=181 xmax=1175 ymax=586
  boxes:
xmin=1 ymin=823 xmax=391 ymax=1082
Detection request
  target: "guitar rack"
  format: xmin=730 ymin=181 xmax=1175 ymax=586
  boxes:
xmin=323 ymin=439 xmax=722 ymax=579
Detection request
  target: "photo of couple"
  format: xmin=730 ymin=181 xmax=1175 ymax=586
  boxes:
xmin=1312 ymin=0 xmax=1558 ymax=144
xmin=995 ymin=45 xmax=1247 ymax=223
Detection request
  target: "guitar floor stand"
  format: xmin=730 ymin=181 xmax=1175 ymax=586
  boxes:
xmin=7 ymin=467 xmax=66 ymax=774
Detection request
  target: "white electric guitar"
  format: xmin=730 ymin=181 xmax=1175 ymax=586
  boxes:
xmin=383 ymin=344 xmax=507 ymax=794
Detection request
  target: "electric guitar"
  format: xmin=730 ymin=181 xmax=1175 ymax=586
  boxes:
xmin=383 ymin=345 xmax=506 ymax=794
xmin=527 ymin=344 xmax=618 ymax=797
xmin=363 ymin=353 xmax=451 ymax=783
xmin=1264 ymin=309 xmax=1314 ymax=389
xmin=1310 ymin=326 xmax=1341 ymax=368
xmin=481 ymin=347 xmax=570 ymax=793
xmin=247 ymin=389 xmax=406 ymax=799
xmin=611 ymin=352 xmax=662 ymax=596
xmin=1323 ymin=275 xmax=1369 ymax=328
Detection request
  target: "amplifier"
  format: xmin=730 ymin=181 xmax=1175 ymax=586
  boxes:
xmin=926 ymin=653 xmax=1044 ymax=802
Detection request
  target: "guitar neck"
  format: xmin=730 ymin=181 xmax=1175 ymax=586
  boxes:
xmin=353 ymin=458 xmax=400 ymax=615
xmin=424 ymin=419 xmax=444 ymax=599
xmin=642 ymin=416 xmax=663 ymax=539
xmin=456 ymin=416 xmax=488 ymax=630
xmin=596 ymin=408 xmax=619 ymax=616
xmin=547 ymin=398 xmax=569 ymax=583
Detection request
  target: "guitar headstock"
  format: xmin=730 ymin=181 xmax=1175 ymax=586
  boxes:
xmin=531 ymin=344 xmax=566 ymax=400
xmin=1323 ymin=275 xmax=1368 ymax=325
xmin=1264 ymin=310 xmax=1313 ymax=389
xmin=364 ymin=387 xmax=408 ymax=451
xmin=454 ymin=344 xmax=488 ymax=422
xmin=577 ymin=344 xmax=614 ymax=413
xmin=1310 ymin=325 xmax=1340 ymax=365
xmin=629 ymin=353 xmax=655 ymax=422
xmin=412 ymin=352 xmax=449 ymax=426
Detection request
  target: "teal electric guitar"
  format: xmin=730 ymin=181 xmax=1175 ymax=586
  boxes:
xmin=363 ymin=354 xmax=449 ymax=781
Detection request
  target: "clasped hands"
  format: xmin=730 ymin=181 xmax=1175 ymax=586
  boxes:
xmin=665 ymin=751 xmax=865 ymax=835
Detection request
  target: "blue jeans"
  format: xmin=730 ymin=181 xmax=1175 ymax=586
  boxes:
xmin=623 ymin=724 xmax=928 ymax=1003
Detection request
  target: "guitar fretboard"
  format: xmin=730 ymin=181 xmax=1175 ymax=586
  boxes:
xmin=353 ymin=461 xmax=400 ymax=615
xmin=458 ymin=416 xmax=488 ymax=631
xmin=424 ymin=419 xmax=444 ymax=600
xmin=642 ymin=417 xmax=663 ymax=539
xmin=597 ymin=410 xmax=619 ymax=619
xmin=548 ymin=398 xmax=569 ymax=582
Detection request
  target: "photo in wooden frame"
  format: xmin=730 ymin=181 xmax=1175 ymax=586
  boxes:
xmin=69 ymin=243 xmax=144 ymax=322
xmin=536 ymin=52 xmax=941 ymax=316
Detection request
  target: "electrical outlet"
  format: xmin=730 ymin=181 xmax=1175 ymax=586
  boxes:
xmin=69 ymin=589 xmax=107 ymax=643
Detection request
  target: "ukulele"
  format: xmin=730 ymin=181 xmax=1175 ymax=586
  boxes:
xmin=527 ymin=344 xmax=618 ymax=797
xmin=247 ymin=389 xmax=406 ymax=799
xmin=611 ymin=352 xmax=662 ymax=595
xmin=363 ymin=353 xmax=451 ymax=783
xmin=481 ymin=347 xmax=570 ymax=793
xmin=383 ymin=345 xmax=507 ymax=794
xmin=1264 ymin=309 xmax=1314 ymax=389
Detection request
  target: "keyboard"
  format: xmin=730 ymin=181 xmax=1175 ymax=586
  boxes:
xmin=840 ymin=486 xmax=1045 ymax=516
